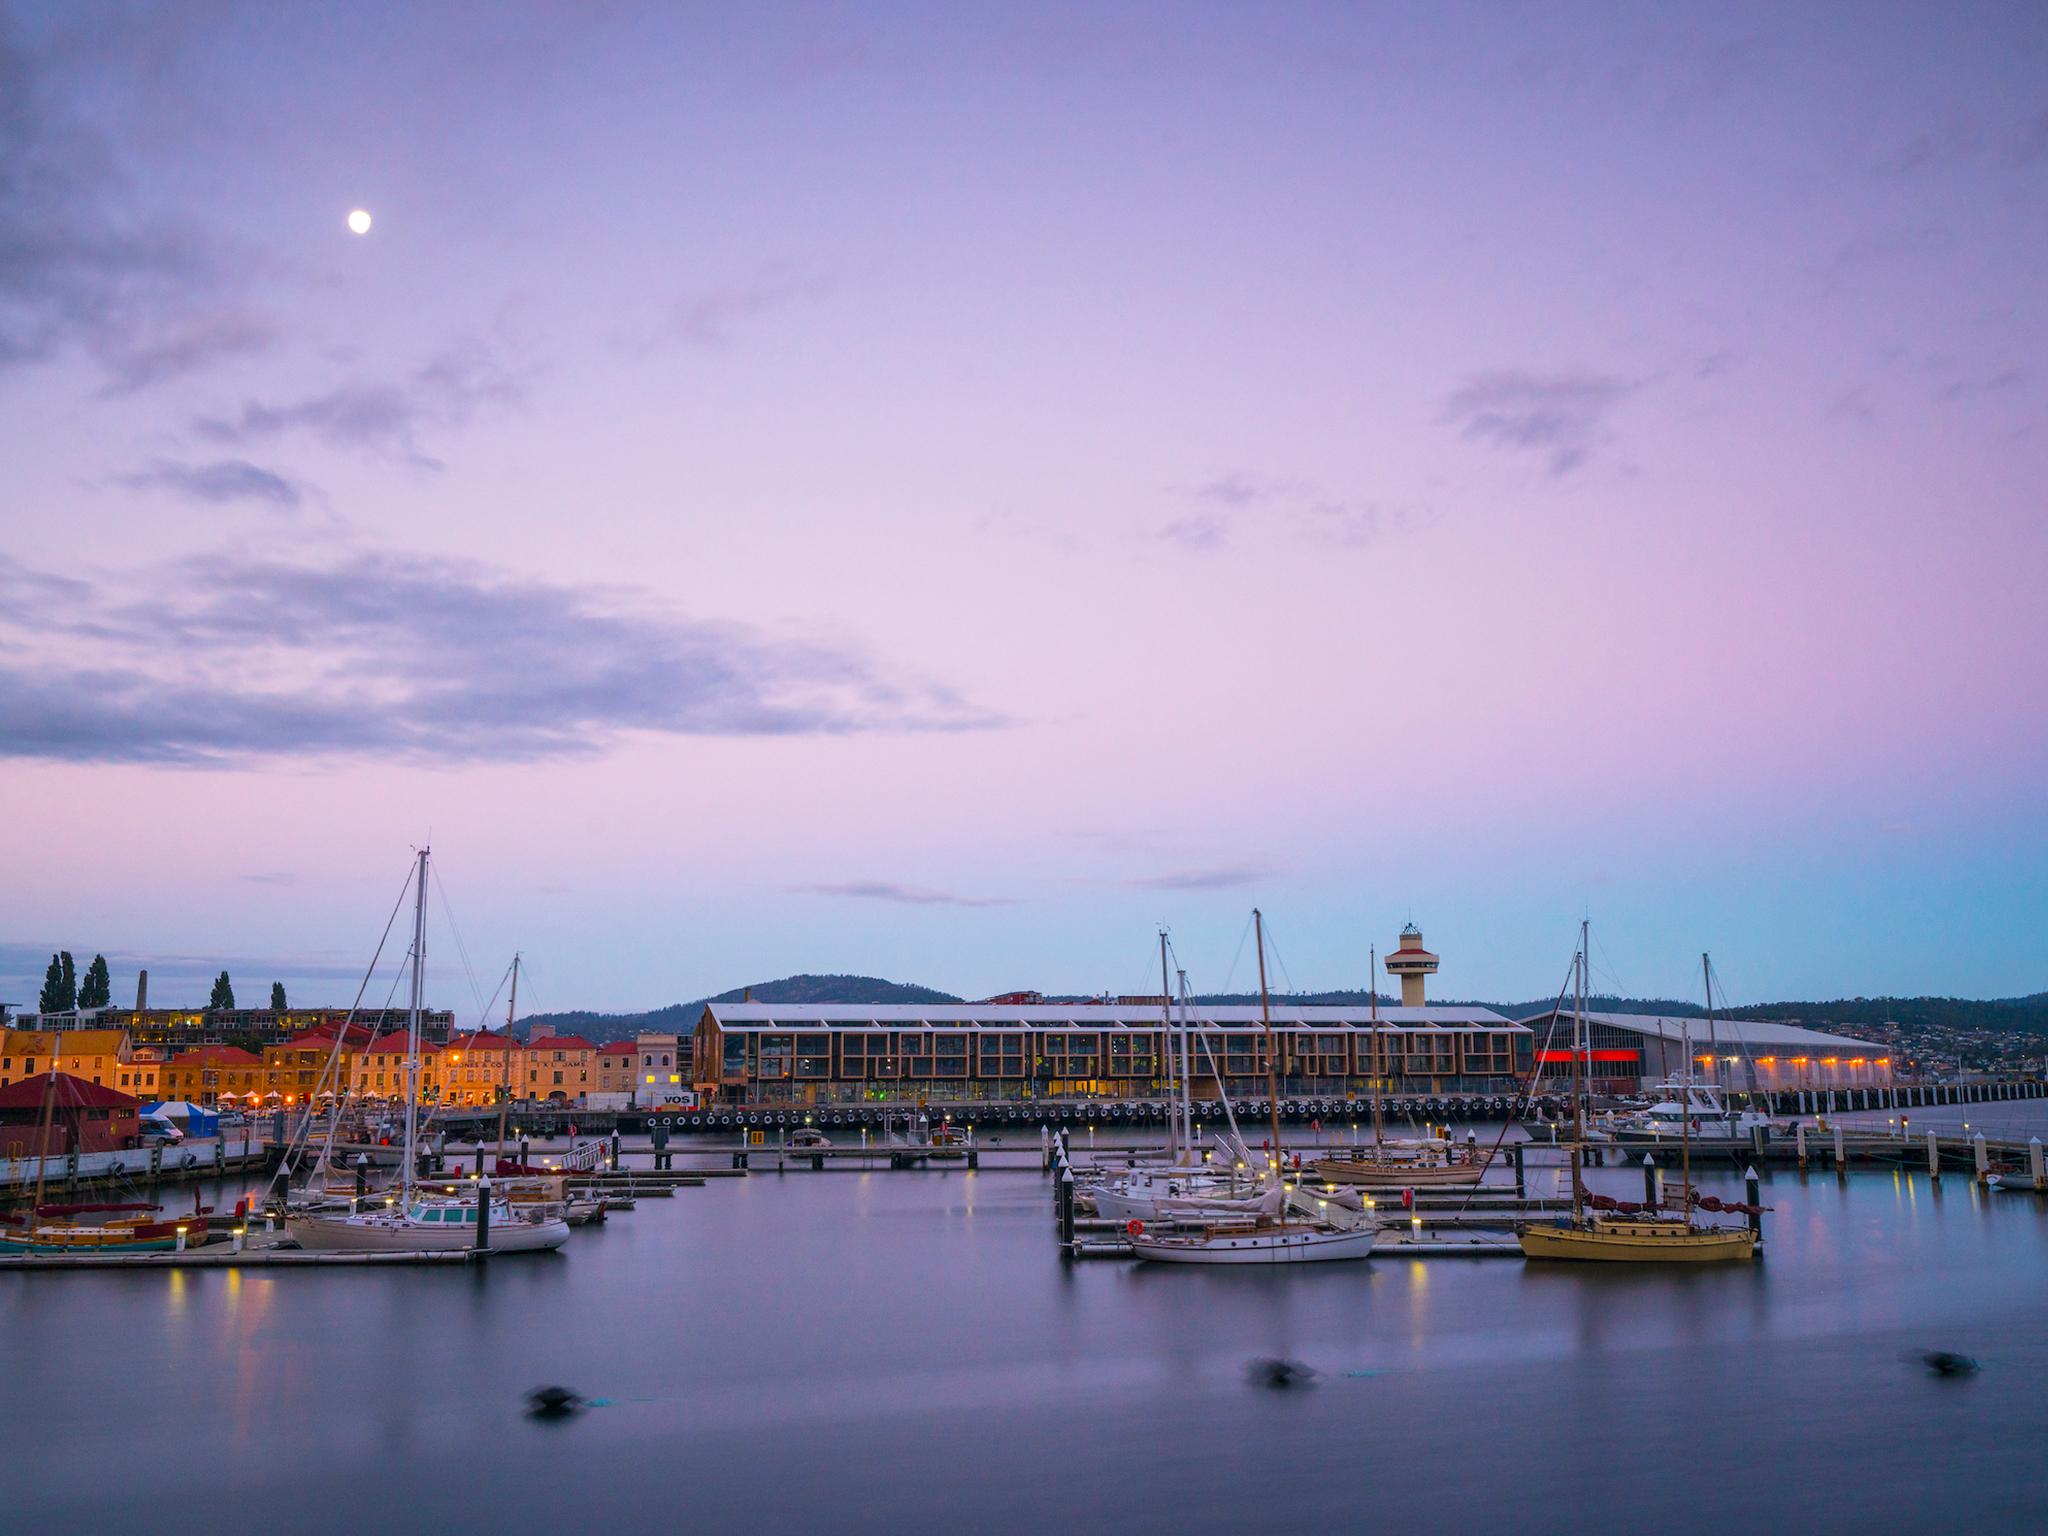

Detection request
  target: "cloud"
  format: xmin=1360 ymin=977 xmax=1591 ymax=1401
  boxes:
xmin=238 ymin=872 xmax=297 ymax=886
xmin=1159 ymin=472 xmax=1400 ymax=551
xmin=192 ymin=342 xmax=527 ymax=468
xmin=115 ymin=458 xmax=303 ymax=509
xmin=792 ymin=881 xmax=1017 ymax=908
xmin=1439 ymin=370 xmax=1635 ymax=475
xmin=0 ymin=24 xmax=269 ymax=389
xmin=0 ymin=546 xmax=1003 ymax=766
xmin=1122 ymin=864 xmax=1272 ymax=891
xmin=638 ymin=273 xmax=830 ymax=352
xmin=1870 ymin=114 xmax=1981 ymax=178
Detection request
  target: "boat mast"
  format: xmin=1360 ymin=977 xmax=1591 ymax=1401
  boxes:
xmin=1704 ymin=949 xmax=1720 ymax=1090
xmin=1570 ymin=919 xmax=1586 ymax=1223
xmin=1688 ymin=952 xmax=1712 ymax=1206
xmin=1370 ymin=943 xmax=1384 ymax=1151
xmin=1176 ymin=968 xmax=1195 ymax=1155
xmin=1253 ymin=909 xmax=1284 ymax=1176
xmin=495 ymin=952 xmax=519 ymax=1169
xmin=401 ymin=846 xmax=428 ymax=1210
xmin=1157 ymin=931 xmax=1176 ymax=1162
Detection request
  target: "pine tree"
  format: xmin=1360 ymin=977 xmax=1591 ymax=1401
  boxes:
xmin=270 ymin=981 xmax=287 ymax=1010
xmin=208 ymin=970 xmax=236 ymax=1011
xmin=38 ymin=954 xmax=64 ymax=1013
xmin=80 ymin=954 xmax=112 ymax=1010
xmin=56 ymin=952 xmax=77 ymax=1011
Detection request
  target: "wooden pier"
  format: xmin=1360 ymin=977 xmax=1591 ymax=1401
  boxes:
xmin=0 ymin=1246 xmax=474 ymax=1270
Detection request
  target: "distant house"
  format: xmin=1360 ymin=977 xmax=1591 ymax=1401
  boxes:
xmin=0 ymin=1072 xmax=142 ymax=1158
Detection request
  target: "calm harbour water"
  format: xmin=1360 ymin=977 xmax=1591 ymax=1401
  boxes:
xmin=7 ymin=1122 xmax=2047 ymax=1535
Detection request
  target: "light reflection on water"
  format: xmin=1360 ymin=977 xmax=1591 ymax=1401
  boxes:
xmin=4 ymin=1150 xmax=2045 ymax=1534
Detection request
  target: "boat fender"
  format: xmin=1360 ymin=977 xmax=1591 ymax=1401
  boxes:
xmin=1126 ymin=1219 xmax=1144 ymax=1237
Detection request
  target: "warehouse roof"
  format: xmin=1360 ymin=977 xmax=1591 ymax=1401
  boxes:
xmin=1568 ymin=1012 xmax=1884 ymax=1053
xmin=701 ymin=1002 xmax=1522 ymax=1033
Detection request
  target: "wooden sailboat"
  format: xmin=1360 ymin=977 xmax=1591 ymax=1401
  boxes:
xmin=1519 ymin=935 xmax=1757 ymax=1263
xmin=1314 ymin=941 xmax=1489 ymax=1188
xmin=1130 ymin=911 xmax=1379 ymax=1264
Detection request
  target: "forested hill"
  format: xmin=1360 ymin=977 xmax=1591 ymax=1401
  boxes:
xmin=519 ymin=974 xmax=961 ymax=1043
xmin=523 ymin=978 xmax=2048 ymax=1043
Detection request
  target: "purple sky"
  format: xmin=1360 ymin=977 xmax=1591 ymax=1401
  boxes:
xmin=3 ymin=3 xmax=2044 ymax=1014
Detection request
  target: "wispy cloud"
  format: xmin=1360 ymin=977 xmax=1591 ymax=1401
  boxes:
xmin=0 ymin=24 xmax=270 ymax=390
xmin=238 ymin=872 xmax=297 ymax=886
xmin=635 ymin=272 xmax=830 ymax=352
xmin=1159 ymin=471 xmax=1401 ymax=551
xmin=792 ymin=881 xmax=1017 ymax=908
xmin=1439 ymin=370 xmax=1635 ymax=475
xmin=115 ymin=458 xmax=303 ymax=509
xmin=1122 ymin=864 xmax=1272 ymax=891
xmin=0 ymin=547 xmax=1004 ymax=766
xmin=192 ymin=341 xmax=527 ymax=469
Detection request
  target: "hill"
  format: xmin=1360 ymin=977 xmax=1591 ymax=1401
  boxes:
xmin=520 ymin=974 xmax=961 ymax=1043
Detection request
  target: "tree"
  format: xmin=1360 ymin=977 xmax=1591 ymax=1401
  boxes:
xmin=58 ymin=951 xmax=77 ymax=1011
xmin=79 ymin=954 xmax=112 ymax=1010
xmin=208 ymin=971 xmax=236 ymax=1011
xmin=270 ymin=981 xmax=288 ymax=1010
xmin=38 ymin=954 xmax=64 ymax=1013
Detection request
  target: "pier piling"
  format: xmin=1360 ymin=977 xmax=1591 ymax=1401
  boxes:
xmin=476 ymin=1176 xmax=491 ymax=1255
xmin=1744 ymin=1167 xmax=1762 ymax=1240
xmin=1795 ymin=1123 xmax=1807 ymax=1169
xmin=1973 ymin=1133 xmax=1989 ymax=1185
xmin=1926 ymin=1130 xmax=1941 ymax=1182
xmin=1642 ymin=1153 xmax=1657 ymax=1206
xmin=2030 ymin=1138 xmax=2044 ymax=1192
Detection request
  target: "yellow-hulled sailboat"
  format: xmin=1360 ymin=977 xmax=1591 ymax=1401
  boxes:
xmin=1519 ymin=936 xmax=1757 ymax=1264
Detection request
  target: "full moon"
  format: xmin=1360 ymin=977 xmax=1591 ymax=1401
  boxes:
xmin=346 ymin=208 xmax=372 ymax=235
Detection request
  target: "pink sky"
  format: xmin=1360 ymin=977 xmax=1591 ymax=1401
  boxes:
xmin=2 ymin=5 xmax=2043 ymax=1011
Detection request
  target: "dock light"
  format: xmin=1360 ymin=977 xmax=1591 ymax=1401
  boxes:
xmin=1365 ymin=1197 xmax=1377 ymax=1209
xmin=1410 ymin=1215 xmax=1421 ymax=1230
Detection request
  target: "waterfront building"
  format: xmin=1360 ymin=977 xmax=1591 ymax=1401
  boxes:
xmin=691 ymin=1002 xmax=1533 ymax=1106
xmin=521 ymin=1033 xmax=597 ymax=1103
xmin=594 ymin=1039 xmax=637 ymax=1099
xmin=0 ymin=1028 xmax=151 ymax=1095
xmin=264 ymin=1025 xmax=372 ymax=1104
xmin=8 ymin=1004 xmax=457 ymax=1050
xmin=351 ymin=1030 xmax=441 ymax=1103
xmin=0 ymin=1072 xmax=142 ymax=1157
xmin=157 ymin=1045 xmax=266 ymax=1105
xmin=441 ymin=1030 xmax=519 ymax=1107
xmin=1534 ymin=1012 xmax=1896 ymax=1094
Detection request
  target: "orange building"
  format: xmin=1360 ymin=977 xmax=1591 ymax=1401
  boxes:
xmin=353 ymin=1031 xmax=441 ymax=1103
xmin=441 ymin=1030 xmax=520 ymax=1107
xmin=157 ymin=1045 xmax=266 ymax=1106
xmin=522 ymin=1034 xmax=596 ymax=1103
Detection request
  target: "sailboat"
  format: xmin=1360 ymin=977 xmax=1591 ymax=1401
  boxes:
xmin=286 ymin=850 xmax=569 ymax=1256
xmin=1130 ymin=911 xmax=1379 ymax=1264
xmin=1519 ymin=936 xmax=1757 ymax=1263
xmin=1313 ymin=941 xmax=1489 ymax=1189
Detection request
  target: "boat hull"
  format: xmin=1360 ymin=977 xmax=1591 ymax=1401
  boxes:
xmin=1519 ymin=1221 xmax=1756 ymax=1263
xmin=284 ymin=1215 xmax=469 ymax=1253
xmin=1131 ymin=1225 xmax=1379 ymax=1264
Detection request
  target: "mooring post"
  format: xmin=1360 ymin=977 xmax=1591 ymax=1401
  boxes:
xmin=518 ymin=1136 xmax=529 ymax=1169
xmin=1795 ymin=1122 xmax=1808 ymax=1169
xmin=1973 ymin=1133 xmax=1989 ymax=1184
xmin=1040 ymin=1124 xmax=1050 ymax=1172
xmin=2029 ymin=1137 xmax=2045 ymax=1192
xmin=1642 ymin=1153 xmax=1657 ymax=1206
xmin=1926 ymin=1129 xmax=1941 ymax=1182
xmin=475 ymin=1175 xmax=491 ymax=1256
xmin=474 ymin=1139 xmax=485 ymax=1176
xmin=354 ymin=1152 xmax=369 ymax=1197
xmin=1058 ymin=1166 xmax=1075 ymax=1252
xmin=610 ymin=1129 xmax=621 ymax=1171
xmin=1750 ymin=1124 xmax=1767 ymax=1162
xmin=1832 ymin=1123 xmax=1846 ymax=1179
xmin=1744 ymin=1166 xmax=1762 ymax=1239
xmin=1510 ymin=1141 xmax=1525 ymax=1200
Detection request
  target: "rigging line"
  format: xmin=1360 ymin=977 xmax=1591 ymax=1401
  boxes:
xmin=1218 ymin=912 xmax=1254 ymax=997
xmin=1450 ymin=952 xmax=1581 ymax=1217
xmin=1258 ymin=914 xmax=1297 ymax=999
xmin=429 ymin=864 xmax=490 ymax=1018
xmin=267 ymin=855 xmax=417 ymax=1203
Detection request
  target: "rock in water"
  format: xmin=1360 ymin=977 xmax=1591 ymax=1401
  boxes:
xmin=1248 ymin=1357 xmax=1318 ymax=1390
xmin=1923 ymin=1352 xmax=1979 ymax=1377
xmin=528 ymin=1385 xmax=584 ymax=1417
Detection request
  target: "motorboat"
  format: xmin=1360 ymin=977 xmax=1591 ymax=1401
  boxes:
xmin=1603 ymin=1080 xmax=1775 ymax=1144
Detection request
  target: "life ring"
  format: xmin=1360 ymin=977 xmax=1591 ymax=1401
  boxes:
xmin=1126 ymin=1219 xmax=1144 ymax=1237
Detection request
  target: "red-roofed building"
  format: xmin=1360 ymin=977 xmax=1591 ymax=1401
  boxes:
xmin=441 ymin=1030 xmax=518 ymax=1107
xmin=352 ymin=1031 xmax=442 ymax=1103
xmin=522 ymin=1035 xmax=596 ymax=1103
xmin=595 ymin=1039 xmax=637 ymax=1099
xmin=0 ymin=1071 xmax=142 ymax=1156
xmin=159 ymin=1045 xmax=265 ymax=1105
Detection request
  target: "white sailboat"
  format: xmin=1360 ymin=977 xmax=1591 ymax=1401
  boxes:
xmin=1130 ymin=911 xmax=1379 ymax=1265
xmin=286 ymin=849 xmax=568 ymax=1256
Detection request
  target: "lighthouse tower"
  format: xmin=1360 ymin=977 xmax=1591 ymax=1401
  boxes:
xmin=1385 ymin=923 xmax=1439 ymax=1007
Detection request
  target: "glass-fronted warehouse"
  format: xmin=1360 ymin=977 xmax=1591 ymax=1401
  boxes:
xmin=692 ymin=1002 xmax=1534 ymax=1105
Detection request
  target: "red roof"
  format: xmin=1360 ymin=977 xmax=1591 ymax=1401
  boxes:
xmin=0 ymin=1071 xmax=143 ymax=1111
xmin=448 ymin=1030 xmax=516 ymax=1051
xmin=170 ymin=1045 xmax=263 ymax=1066
xmin=366 ymin=1031 xmax=441 ymax=1055
xmin=598 ymin=1040 xmax=636 ymax=1056
xmin=281 ymin=1022 xmax=375 ymax=1049
xmin=527 ymin=1035 xmax=595 ymax=1051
